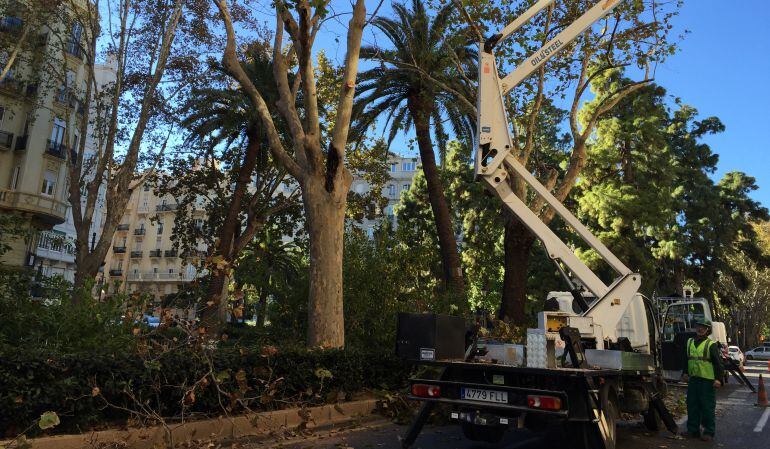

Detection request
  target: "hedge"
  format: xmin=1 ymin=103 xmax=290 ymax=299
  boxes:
xmin=0 ymin=345 xmax=409 ymax=437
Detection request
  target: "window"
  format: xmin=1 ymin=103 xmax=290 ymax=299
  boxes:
xmin=168 ymin=268 xmax=175 ymax=274
xmin=50 ymin=118 xmax=66 ymax=149
xmin=402 ymin=184 xmax=410 ymax=191
xmin=157 ymin=219 xmax=164 ymax=235
xmin=10 ymin=165 xmax=20 ymax=189
xmin=41 ymin=170 xmax=57 ymax=196
xmin=390 ymin=163 xmax=397 ymax=173
xmin=156 ymin=235 xmax=162 ymax=245
xmin=143 ymin=184 xmax=150 ymax=192
xmin=387 ymin=184 xmax=396 ymax=197
xmin=402 ymin=161 xmax=416 ymax=171
xmin=152 ymin=266 xmax=159 ymax=274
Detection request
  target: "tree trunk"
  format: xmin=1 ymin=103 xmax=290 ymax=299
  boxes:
xmin=304 ymin=177 xmax=347 ymax=348
xmin=257 ymin=287 xmax=269 ymax=327
xmin=200 ymin=129 xmax=261 ymax=332
xmin=409 ymin=101 xmax=464 ymax=296
xmin=499 ymin=217 xmax=536 ymax=324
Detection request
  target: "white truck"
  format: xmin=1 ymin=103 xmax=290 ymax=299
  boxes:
xmin=399 ymin=1 xmax=680 ymax=448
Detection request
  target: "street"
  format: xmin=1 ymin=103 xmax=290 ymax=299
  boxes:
xmin=261 ymin=361 xmax=770 ymax=449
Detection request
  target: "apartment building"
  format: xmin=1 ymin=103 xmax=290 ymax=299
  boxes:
xmin=34 ymin=62 xmax=115 ymax=284
xmin=0 ymin=1 xmax=93 ymax=267
xmin=101 ymin=176 xmax=206 ymax=305
xmin=351 ymin=154 xmax=419 ymax=236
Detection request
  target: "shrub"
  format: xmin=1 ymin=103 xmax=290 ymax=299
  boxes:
xmin=0 ymin=345 xmax=408 ymax=437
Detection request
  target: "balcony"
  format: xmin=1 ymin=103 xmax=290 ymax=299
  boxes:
xmin=164 ymin=250 xmax=178 ymax=258
xmin=134 ymin=228 xmax=146 ymax=236
xmin=0 ymin=131 xmax=12 ymax=149
xmin=0 ymin=77 xmax=23 ymax=95
xmin=117 ymin=224 xmax=130 ymax=231
xmin=0 ymin=189 xmax=67 ymax=225
xmin=125 ymin=271 xmax=197 ymax=282
xmin=46 ymin=140 xmax=68 ymax=160
xmin=109 ymin=269 xmax=123 ymax=277
xmin=156 ymin=203 xmax=178 ymax=212
xmin=182 ymin=249 xmax=207 ymax=259
xmin=149 ymin=249 xmax=162 ymax=257
xmin=14 ymin=135 xmax=27 ymax=151
xmin=0 ymin=16 xmax=23 ymax=33
xmin=66 ymin=41 xmax=85 ymax=60
xmin=113 ymin=246 xmax=127 ymax=254
xmin=130 ymin=250 xmax=143 ymax=258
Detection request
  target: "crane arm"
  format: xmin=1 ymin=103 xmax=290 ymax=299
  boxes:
xmin=474 ymin=0 xmax=640 ymax=338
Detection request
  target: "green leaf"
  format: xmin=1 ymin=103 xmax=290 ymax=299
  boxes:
xmin=314 ymin=368 xmax=333 ymax=381
xmin=38 ymin=411 xmax=60 ymax=430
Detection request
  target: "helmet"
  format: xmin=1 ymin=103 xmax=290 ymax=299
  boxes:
xmin=695 ymin=318 xmax=712 ymax=328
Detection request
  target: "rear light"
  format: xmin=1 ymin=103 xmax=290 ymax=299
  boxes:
xmin=412 ymin=383 xmax=441 ymax=398
xmin=527 ymin=395 xmax=562 ymax=411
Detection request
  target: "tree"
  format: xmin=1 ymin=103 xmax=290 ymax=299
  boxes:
xmin=164 ymin=45 xmax=300 ymax=332
xmin=57 ymin=0 xmax=191 ymax=296
xmin=211 ymin=0 xmax=367 ymax=347
xmin=0 ymin=0 xmax=62 ymax=83
xmin=451 ymin=0 xmax=681 ymax=323
xmin=233 ymin=229 xmax=302 ymax=327
xmin=575 ymin=79 xmax=676 ymax=293
xmin=353 ymin=0 xmax=476 ymax=297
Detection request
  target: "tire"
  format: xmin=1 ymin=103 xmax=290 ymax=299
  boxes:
xmin=460 ymin=422 xmax=506 ymax=443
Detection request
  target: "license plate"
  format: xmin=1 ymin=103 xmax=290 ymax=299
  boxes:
xmin=461 ymin=387 xmax=508 ymax=404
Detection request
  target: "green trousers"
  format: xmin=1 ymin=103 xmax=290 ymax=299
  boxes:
xmin=687 ymin=376 xmax=716 ymax=436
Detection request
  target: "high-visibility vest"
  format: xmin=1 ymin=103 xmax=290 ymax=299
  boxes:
xmin=687 ymin=337 xmax=715 ymax=380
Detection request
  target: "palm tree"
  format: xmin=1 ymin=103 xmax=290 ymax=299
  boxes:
xmin=179 ymin=46 xmax=292 ymax=332
xmin=353 ymin=0 xmax=476 ymax=295
xmin=234 ymin=230 xmax=302 ymax=327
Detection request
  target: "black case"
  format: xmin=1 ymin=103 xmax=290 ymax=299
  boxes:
xmin=395 ymin=312 xmax=466 ymax=361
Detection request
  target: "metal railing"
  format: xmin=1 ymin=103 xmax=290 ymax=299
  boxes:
xmin=113 ymin=246 xmax=126 ymax=254
xmin=66 ymin=41 xmax=84 ymax=59
xmin=126 ymin=272 xmax=197 ymax=282
xmin=134 ymin=228 xmax=145 ymax=236
xmin=117 ymin=224 xmax=130 ymax=231
xmin=109 ymin=269 xmax=123 ymax=277
xmin=164 ymin=250 xmax=178 ymax=258
xmin=0 ymin=16 xmax=23 ymax=33
xmin=0 ymin=131 xmax=12 ymax=148
xmin=14 ymin=135 xmax=27 ymax=151
xmin=156 ymin=203 xmax=178 ymax=212
xmin=149 ymin=249 xmax=162 ymax=257
xmin=130 ymin=251 xmax=143 ymax=258
xmin=46 ymin=140 xmax=67 ymax=159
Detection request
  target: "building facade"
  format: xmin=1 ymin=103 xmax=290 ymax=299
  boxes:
xmin=34 ymin=62 xmax=115 ymax=284
xmin=0 ymin=1 xmax=93 ymax=267
xmin=350 ymin=154 xmax=419 ymax=236
xmin=100 ymin=176 xmax=206 ymax=306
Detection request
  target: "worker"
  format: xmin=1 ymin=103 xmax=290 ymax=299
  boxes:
xmin=681 ymin=318 xmax=724 ymax=441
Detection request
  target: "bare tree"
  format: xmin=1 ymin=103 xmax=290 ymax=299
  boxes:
xmin=49 ymin=0 xmax=187 ymax=296
xmin=211 ymin=0 xmax=367 ymax=347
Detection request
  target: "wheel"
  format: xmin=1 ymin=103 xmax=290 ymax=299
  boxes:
xmin=460 ymin=422 xmax=506 ymax=443
xmin=747 ymin=355 xmax=754 ymax=360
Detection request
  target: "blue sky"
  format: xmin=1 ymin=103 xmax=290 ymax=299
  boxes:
xmin=653 ymin=0 xmax=770 ymax=206
xmin=316 ymin=0 xmax=770 ymax=207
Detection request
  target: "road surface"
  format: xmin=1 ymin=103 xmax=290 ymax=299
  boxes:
xmin=257 ymin=360 xmax=770 ymax=449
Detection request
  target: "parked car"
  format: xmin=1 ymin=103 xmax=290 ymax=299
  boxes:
xmin=745 ymin=346 xmax=770 ymax=361
xmin=727 ymin=346 xmax=744 ymax=365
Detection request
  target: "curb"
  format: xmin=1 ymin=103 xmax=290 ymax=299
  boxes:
xmin=0 ymin=399 xmax=380 ymax=449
